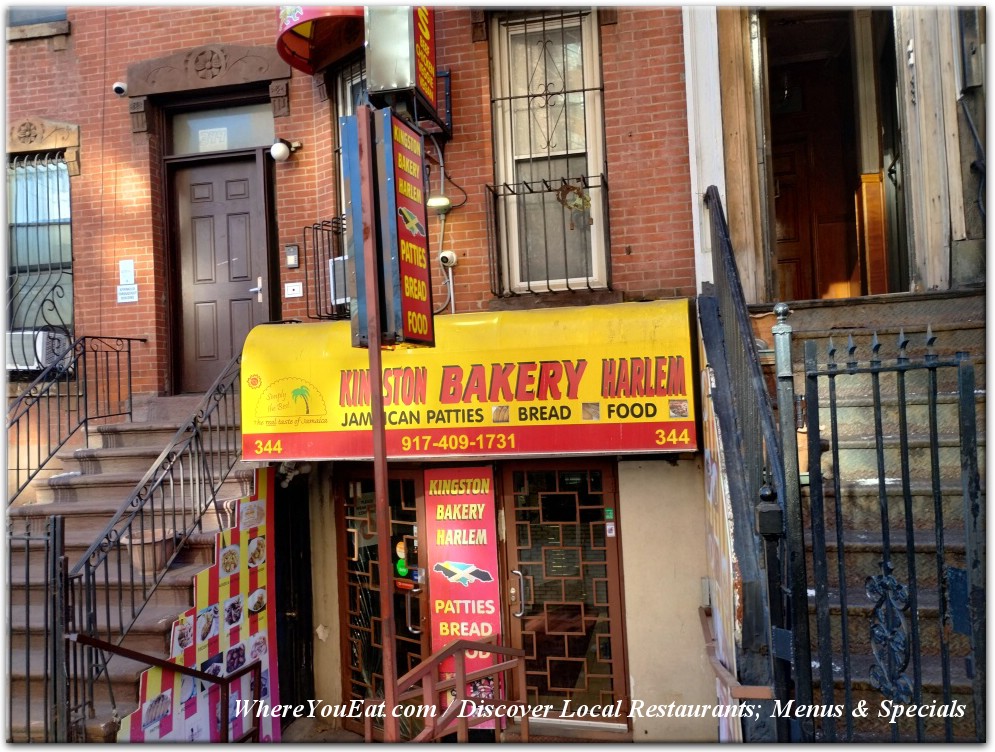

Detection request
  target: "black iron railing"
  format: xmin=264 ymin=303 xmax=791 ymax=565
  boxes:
xmin=699 ymin=186 xmax=791 ymax=741
xmin=6 ymin=514 xmax=68 ymax=742
xmin=6 ymin=336 xmax=145 ymax=506
xmin=64 ymin=355 xmax=243 ymax=740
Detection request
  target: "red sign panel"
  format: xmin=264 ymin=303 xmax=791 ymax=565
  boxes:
xmin=413 ymin=7 xmax=436 ymax=110
xmin=424 ymin=466 xmax=502 ymax=716
xmin=379 ymin=110 xmax=435 ymax=345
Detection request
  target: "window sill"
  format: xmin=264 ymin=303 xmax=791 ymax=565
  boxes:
xmin=487 ymin=288 xmax=623 ymax=312
xmin=7 ymin=20 xmax=70 ymax=44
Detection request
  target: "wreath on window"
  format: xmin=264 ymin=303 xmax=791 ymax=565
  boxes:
xmin=555 ymin=183 xmax=593 ymax=230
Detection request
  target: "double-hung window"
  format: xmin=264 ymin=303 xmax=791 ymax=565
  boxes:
xmin=6 ymin=153 xmax=74 ymax=370
xmin=489 ymin=10 xmax=608 ymax=295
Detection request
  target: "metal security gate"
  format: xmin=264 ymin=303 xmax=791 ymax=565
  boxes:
xmin=6 ymin=515 xmax=68 ymax=742
xmin=775 ymin=316 xmax=985 ymax=742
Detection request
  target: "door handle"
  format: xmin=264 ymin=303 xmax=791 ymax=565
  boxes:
xmin=510 ymin=569 xmax=525 ymax=618
xmin=405 ymin=587 xmax=422 ymax=635
xmin=249 ymin=276 xmax=263 ymax=302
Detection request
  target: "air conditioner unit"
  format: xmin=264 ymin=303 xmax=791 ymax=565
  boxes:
xmin=5 ymin=329 xmax=71 ymax=371
xmin=328 ymin=256 xmax=350 ymax=306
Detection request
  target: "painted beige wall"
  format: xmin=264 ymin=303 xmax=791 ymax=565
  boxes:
xmin=618 ymin=458 xmax=716 ymax=742
xmin=308 ymin=464 xmax=343 ymax=713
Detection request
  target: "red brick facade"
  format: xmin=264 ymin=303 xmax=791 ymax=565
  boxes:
xmin=7 ymin=7 xmax=694 ymax=397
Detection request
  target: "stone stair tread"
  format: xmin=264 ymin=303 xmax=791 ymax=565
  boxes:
xmin=812 ymin=650 xmax=974 ymax=691
xmin=10 ymin=601 xmax=186 ymax=636
xmin=811 ymin=587 xmax=951 ymax=613
xmin=832 ymin=434 xmax=985 ymax=448
xmin=805 ymin=528 xmax=967 ymax=552
xmin=10 ymin=646 xmax=155 ymax=682
xmin=7 ymin=492 xmax=213 ymax=519
xmin=14 ymin=560 xmax=205 ymax=589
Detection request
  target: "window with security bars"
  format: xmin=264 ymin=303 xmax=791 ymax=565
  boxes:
xmin=6 ymin=153 xmax=74 ymax=371
xmin=488 ymin=10 xmax=609 ymax=295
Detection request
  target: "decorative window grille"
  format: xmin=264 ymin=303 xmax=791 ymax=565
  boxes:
xmin=6 ymin=153 xmax=74 ymax=371
xmin=488 ymin=10 xmax=610 ymax=295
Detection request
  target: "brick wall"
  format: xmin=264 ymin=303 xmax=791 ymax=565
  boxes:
xmin=7 ymin=7 xmax=694 ymax=396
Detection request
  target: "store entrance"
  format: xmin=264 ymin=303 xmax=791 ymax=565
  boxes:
xmin=335 ymin=462 xmax=629 ymax=738
xmin=499 ymin=461 xmax=629 ymax=730
xmin=338 ymin=470 xmax=428 ymax=740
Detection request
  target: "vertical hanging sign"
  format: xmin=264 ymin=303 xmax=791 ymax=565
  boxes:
xmin=375 ymin=108 xmax=435 ymax=347
xmin=413 ymin=7 xmax=437 ymax=113
xmin=424 ymin=466 xmax=501 ymax=714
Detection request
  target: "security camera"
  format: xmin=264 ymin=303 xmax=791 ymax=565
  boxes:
xmin=112 ymin=82 xmax=128 ymax=97
xmin=439 ymin=250 xmax=457 ymax=268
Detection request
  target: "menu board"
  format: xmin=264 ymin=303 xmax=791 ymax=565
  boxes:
xmin=118 ymin=468 xmax=280 ymax=742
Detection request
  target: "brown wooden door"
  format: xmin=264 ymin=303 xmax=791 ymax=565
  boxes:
xmin=772 ymin=138 xmax=814 ymax=301
xmin=500 ymin=462 xmax=629 ymax=726
xmin=174 ymin=157 xmax=270 ymax=393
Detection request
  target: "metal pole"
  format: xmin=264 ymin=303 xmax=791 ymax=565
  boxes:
xmin=771 ymin=303 xmax=814 ymax=740
xmin=357 ymin=105 xmax=400 ymax=742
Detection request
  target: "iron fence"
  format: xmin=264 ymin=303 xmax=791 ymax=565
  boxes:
xmin=6 ymin=515 xmax=68 ymax=742
xmin=774 ymin=316 xmax=986 ymax=741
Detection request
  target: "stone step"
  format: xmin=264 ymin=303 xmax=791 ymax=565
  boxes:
xmin=8 ymin=561 xmax=202 ymax=611
xmin=29 ymin=466 xmax=254 ymax=506
xmin=8 ymin=527 xmax=217 ymax=576
xmin=6 ymin=700 xmax=121 ymax=742
xmin=8 ymin=601 xmax=180 ymax=657
xmin=7 ymin=494 xmax=233 ymax=541
xmin=809 ymin=653 xmax=978 ymax=741
xmin=801 ymin=529 xmax=968 ymax=592
xmin=802 ymin=480 xmax=973 ymax=531
xmin=808 ymin=589 xmax=973 ymax=659
xmin=57 ymin=441 xmax=241 ymax=476
xmin=819 ymin=435 xmax=985 ymax=484
xmin=790 ymin=362 xmax=987 ymax=407
xmin=805 ymin=392 xmax=987 ymax=439
xmin=10 ymin=645 xmax=153 ymax=710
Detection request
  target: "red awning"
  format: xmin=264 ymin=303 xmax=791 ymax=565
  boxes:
xmin=276 ymin=6 xmax=365 ymax=76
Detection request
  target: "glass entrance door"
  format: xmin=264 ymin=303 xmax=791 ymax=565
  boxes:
xmin=341 ymin=472 xmax=427 ymax=738
xmin=502 ymin=462 xmax=628 ymax=722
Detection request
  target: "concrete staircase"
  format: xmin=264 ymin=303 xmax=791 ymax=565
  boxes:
xmin=753 ymin=289 xmax=985 ymax=741
xmin=6 ymin=394 xmax=250 ymax=742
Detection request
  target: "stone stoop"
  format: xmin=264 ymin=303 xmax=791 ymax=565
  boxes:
xmin=6 ymin=394 xmax=247 ymax=742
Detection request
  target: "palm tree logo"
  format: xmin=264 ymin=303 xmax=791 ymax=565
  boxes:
xmin=291 ymin=385 xmax=311 ymax=415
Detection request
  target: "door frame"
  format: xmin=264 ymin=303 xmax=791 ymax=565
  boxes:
xmin=496 ymin=459 xmax=631 ymax=733
xmin=334 ymin=464 xmax=431 ymax=739
xmin=164 ymin=147 xmax=278 ymax=394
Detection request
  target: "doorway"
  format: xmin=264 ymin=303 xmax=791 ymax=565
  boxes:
xmin=338 ymin=470 xmax=429 ymax=740
xmin=170 ymin=152 xmax=274 ymax=393
xmin=762 ymin=9 xmax=908 ymax=300
xmin=335 ymin=462 xmax=630 ymax=737
xmin=499 ymin=461 xmax=628 ymax=728
xmin=273 ymin=471 xmax=316 ymax=725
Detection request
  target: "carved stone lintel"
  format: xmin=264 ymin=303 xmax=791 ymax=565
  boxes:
xmin=270 ymin=80 xmax=289 ymax=118
xmin=129 ymin=96 xmax=149 ymax=134
xmin=470 ymin=9 xmax=487 ymax=42
xmin=127 ymin=44 xmax=291 ymax=98
xmin=8 ymin=116 xmax=81 ymax=174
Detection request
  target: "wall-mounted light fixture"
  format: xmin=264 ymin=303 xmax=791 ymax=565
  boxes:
xmin=270 ymin=138 xmax=302 ymax=162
